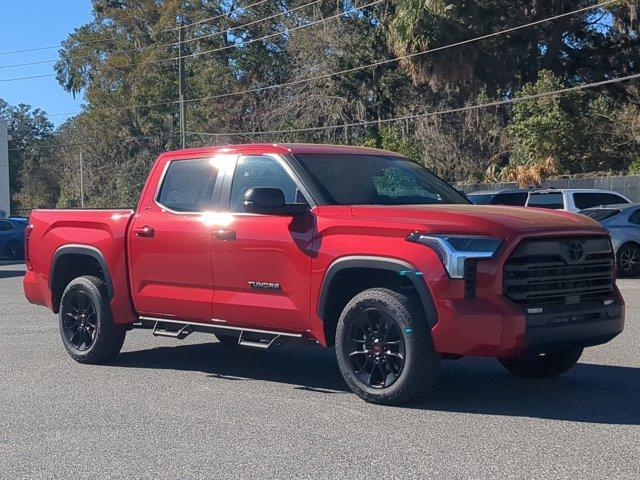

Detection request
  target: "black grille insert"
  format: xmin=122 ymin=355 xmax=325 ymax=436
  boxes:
xmin=503 ymin=236 xmax=614 ymax=307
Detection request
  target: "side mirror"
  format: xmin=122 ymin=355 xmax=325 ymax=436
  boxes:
xmin=243 ymin=187 xmax=310 ymax=216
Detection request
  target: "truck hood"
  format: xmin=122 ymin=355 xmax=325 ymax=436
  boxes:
xmin=350 ymin=204 xmax=607 ymax=238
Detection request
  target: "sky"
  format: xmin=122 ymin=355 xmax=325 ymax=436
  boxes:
xmin=0 ymin=1 xmax=93 ymax=127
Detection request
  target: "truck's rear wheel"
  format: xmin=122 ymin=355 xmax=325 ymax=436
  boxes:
xmin=498 ymin=347 xmax=583 ymax=378
xmin=335 ymin=288 xmax=440 ymax=405
xmin=59 ymin=276 xmax=126 ymax=364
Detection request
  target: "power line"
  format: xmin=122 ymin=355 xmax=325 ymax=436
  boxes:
xmin=8 ymin=132 xmax=180 ymax=152
xmin=184 ymin=73 xmax=640 ymax=138
xmin=0 ymin=0 xmax=322 ymax=71
xmin=0 ymin=0 xmax=270 ymax=57
xmin=171 ymin=0 xmax=384 ymax=62
xmin=0 ymin=0 xmax=379 ymax=81
xmin=33 ymin=0 xmax=620 ymax=115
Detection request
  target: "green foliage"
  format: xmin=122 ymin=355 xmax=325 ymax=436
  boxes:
xmin=630 ymin=158 xmax=640 ymax=175
xmin=363 ymin=126 xmax=424 ymax=161
xmin=3 ymin=1 xmax=640 ymax=208
xmin=507 ymin=71 xmax=586 ymax=171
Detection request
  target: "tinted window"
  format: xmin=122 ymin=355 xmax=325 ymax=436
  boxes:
xmin=492 ymin=192 xmax=528 ymax=206
xmin=296 ymin=154 xmax=467 ymax=205
xmin=580 ymin=209 xmax=620 ymax=221
xmin=157 ymin=159 xmax=218 ymax=212
xmin=229 ymin=156 xmax=304 ymax=212
xmin=467 ymin=194 xmax=495 ymax=205
xmin=629 ymin=208 xmax=640 ymax=225
xmin=527 ymin=193 xmax=564 ymax=209
xmin=573 ymin=193 xmax=629 ymax=209
xmin=0 ymin=220 xmax=14 ymax=231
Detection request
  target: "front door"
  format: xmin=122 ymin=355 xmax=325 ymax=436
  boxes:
xmin=129 ymin=157 xmax=221 ymax=321
xmin=212 ymin=155 xmax=315 ymax=331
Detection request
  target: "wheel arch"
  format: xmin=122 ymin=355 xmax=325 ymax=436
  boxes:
xmin=50 ymin=245 xmax=114 ymax=312
xmin=317 ymin=256 xmax=438 ymax=346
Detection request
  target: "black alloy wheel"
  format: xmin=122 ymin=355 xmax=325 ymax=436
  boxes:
xmin=61 ymin=290 xmax=98 ymax=351
xmin=618 ymin=244 xmax=640 ymax=277
xmin=346 ymin=307 xmax=406 ymax=389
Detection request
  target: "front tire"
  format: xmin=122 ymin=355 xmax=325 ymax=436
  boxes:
xmin=499 ymin=347 xmax=583 ymax=378
xmin=59 ymin=276 xmax=126 ymax=364
xmin=335 ymin=288 xmax=440 ymax=405
xmin=617 ymin=243 xmax=640 ymax=277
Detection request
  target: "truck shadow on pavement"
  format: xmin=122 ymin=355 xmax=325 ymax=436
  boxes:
xmin=0 ymin=269 xmax=26 ymax=279
xmin=114 ymin=341 xmax=640 ymax=425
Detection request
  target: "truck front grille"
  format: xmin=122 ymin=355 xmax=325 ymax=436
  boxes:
xmin=503 ymin=236 xmax=614 ymax=307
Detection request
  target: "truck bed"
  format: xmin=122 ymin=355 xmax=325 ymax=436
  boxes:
xmin=23 ymin=209 xmax=135 ymax=322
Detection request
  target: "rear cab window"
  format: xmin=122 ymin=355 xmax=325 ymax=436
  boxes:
xmin=527 ymin=192 xmax=564 ymax=210
xmin=492 ymin=192 xmax=528 ymax=206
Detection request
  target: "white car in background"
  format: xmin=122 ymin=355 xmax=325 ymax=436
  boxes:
xmin=468 ymin=188 xmax=632 ymax=213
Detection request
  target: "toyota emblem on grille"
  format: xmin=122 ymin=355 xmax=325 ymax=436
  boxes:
xmin=568 ymin=242 xmax=585 ymax=262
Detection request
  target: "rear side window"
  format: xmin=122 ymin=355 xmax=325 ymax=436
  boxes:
xmin=580 ymin=209 xmax=620 ymax=221
xmin=492 ymin=192 xmax=528 ymax=206
xmin=0 ymin=220 xmax=14 ymax=231
xmin=527 ymin=193 xmax=564 ymax=209
xmin=573 ymin=193 xmax=629 ymax=210
xmin=157 ymin=159 xmax=219 ymax=212
xmin=629 ymin=208 xmax=640 ymax=225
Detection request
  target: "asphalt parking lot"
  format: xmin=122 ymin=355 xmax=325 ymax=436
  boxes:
xmin=0 ymin=261 xmax=638 ymax=479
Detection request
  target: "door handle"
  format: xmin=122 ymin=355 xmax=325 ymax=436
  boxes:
xmin=134 ymin=226 xmax=155 ymax=238
xmin=214 ymin=229 xmax=236 ymax=241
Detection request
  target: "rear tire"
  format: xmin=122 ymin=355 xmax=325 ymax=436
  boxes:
xmin=617 ymin=243 xmax=640 ymax=277
xmin=335 ymin=288 xmax=440 ymax=405
xmin=499 ymin=347 xmax=583 ymax=378
xmin=59 ymin=276 xmax=126 ymax=364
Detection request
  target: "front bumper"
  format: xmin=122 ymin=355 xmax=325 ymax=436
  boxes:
xmin=430 ymin=288 xmax=625 ymax=358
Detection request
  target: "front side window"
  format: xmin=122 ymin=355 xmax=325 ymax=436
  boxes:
xmin=573 ymin=192 xmax=629 ymax=210
xmin=157 ymin=159 xmax=219 ymax=212
xmin=295 ymin=154 xmax=467 ymax=205
xmin=229 ymin=156 xmax=305 ymax=212
xmin=527 ymin=193 xmax=564 ymax=210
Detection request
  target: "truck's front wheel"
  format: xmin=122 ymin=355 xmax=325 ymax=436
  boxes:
xmin=59 ymin=276 xmax=126 ymax=364
xmin=335 ymin=288 xmax=440 ymax=405
xmin=498 ymin=347 xmax=583 ymax=378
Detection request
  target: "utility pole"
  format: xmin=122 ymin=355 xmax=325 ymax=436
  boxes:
xmin=79 ymin=151 xmax=85 ymax=208
xmin=178 ymin=15 xmax=187 ymax=149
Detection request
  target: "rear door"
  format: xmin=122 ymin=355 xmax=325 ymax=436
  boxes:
xmin=128 ymin=157 xmax=223 ymax=321
xmin=211 ymin=154 xmax=315 ymax=331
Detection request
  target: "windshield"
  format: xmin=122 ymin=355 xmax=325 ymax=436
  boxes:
xmin=295 ymin=154 xmax=468 ymax=206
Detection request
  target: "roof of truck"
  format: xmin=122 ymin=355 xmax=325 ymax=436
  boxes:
xmin=162 ymin=143 xmax=404 ymax=158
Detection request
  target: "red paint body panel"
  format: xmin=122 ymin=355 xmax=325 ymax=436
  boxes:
xmin=24 ymin=144 xmax=624 ymax=357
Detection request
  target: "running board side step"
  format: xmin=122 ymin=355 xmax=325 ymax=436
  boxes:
xmin=139 ymin=316 xmax=303 ymax=349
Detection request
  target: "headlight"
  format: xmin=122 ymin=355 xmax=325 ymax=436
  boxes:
xmin=407 ymin=233 xmax=503 ymax=279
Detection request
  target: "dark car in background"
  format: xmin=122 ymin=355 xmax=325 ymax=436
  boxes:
xmin=468 ymin=188 xmax=631 ymax=212
xmin=580 ymin=204 xmax=640 ymax=277
xmin=0 ymin=217 xmax=27 ymax=260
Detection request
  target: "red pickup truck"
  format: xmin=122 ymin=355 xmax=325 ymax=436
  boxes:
xmin=24 ymin=144 xmax=625 ymax=405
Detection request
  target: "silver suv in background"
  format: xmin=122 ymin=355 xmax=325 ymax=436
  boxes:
xmin=468 ymin=188 xmax=632 ymax=213
xmin=580 ymin=204 xmax=640 ymax=277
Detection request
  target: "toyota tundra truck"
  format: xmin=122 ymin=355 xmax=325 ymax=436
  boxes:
xmin=23 ymin=144 xmax=625 ymax=405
